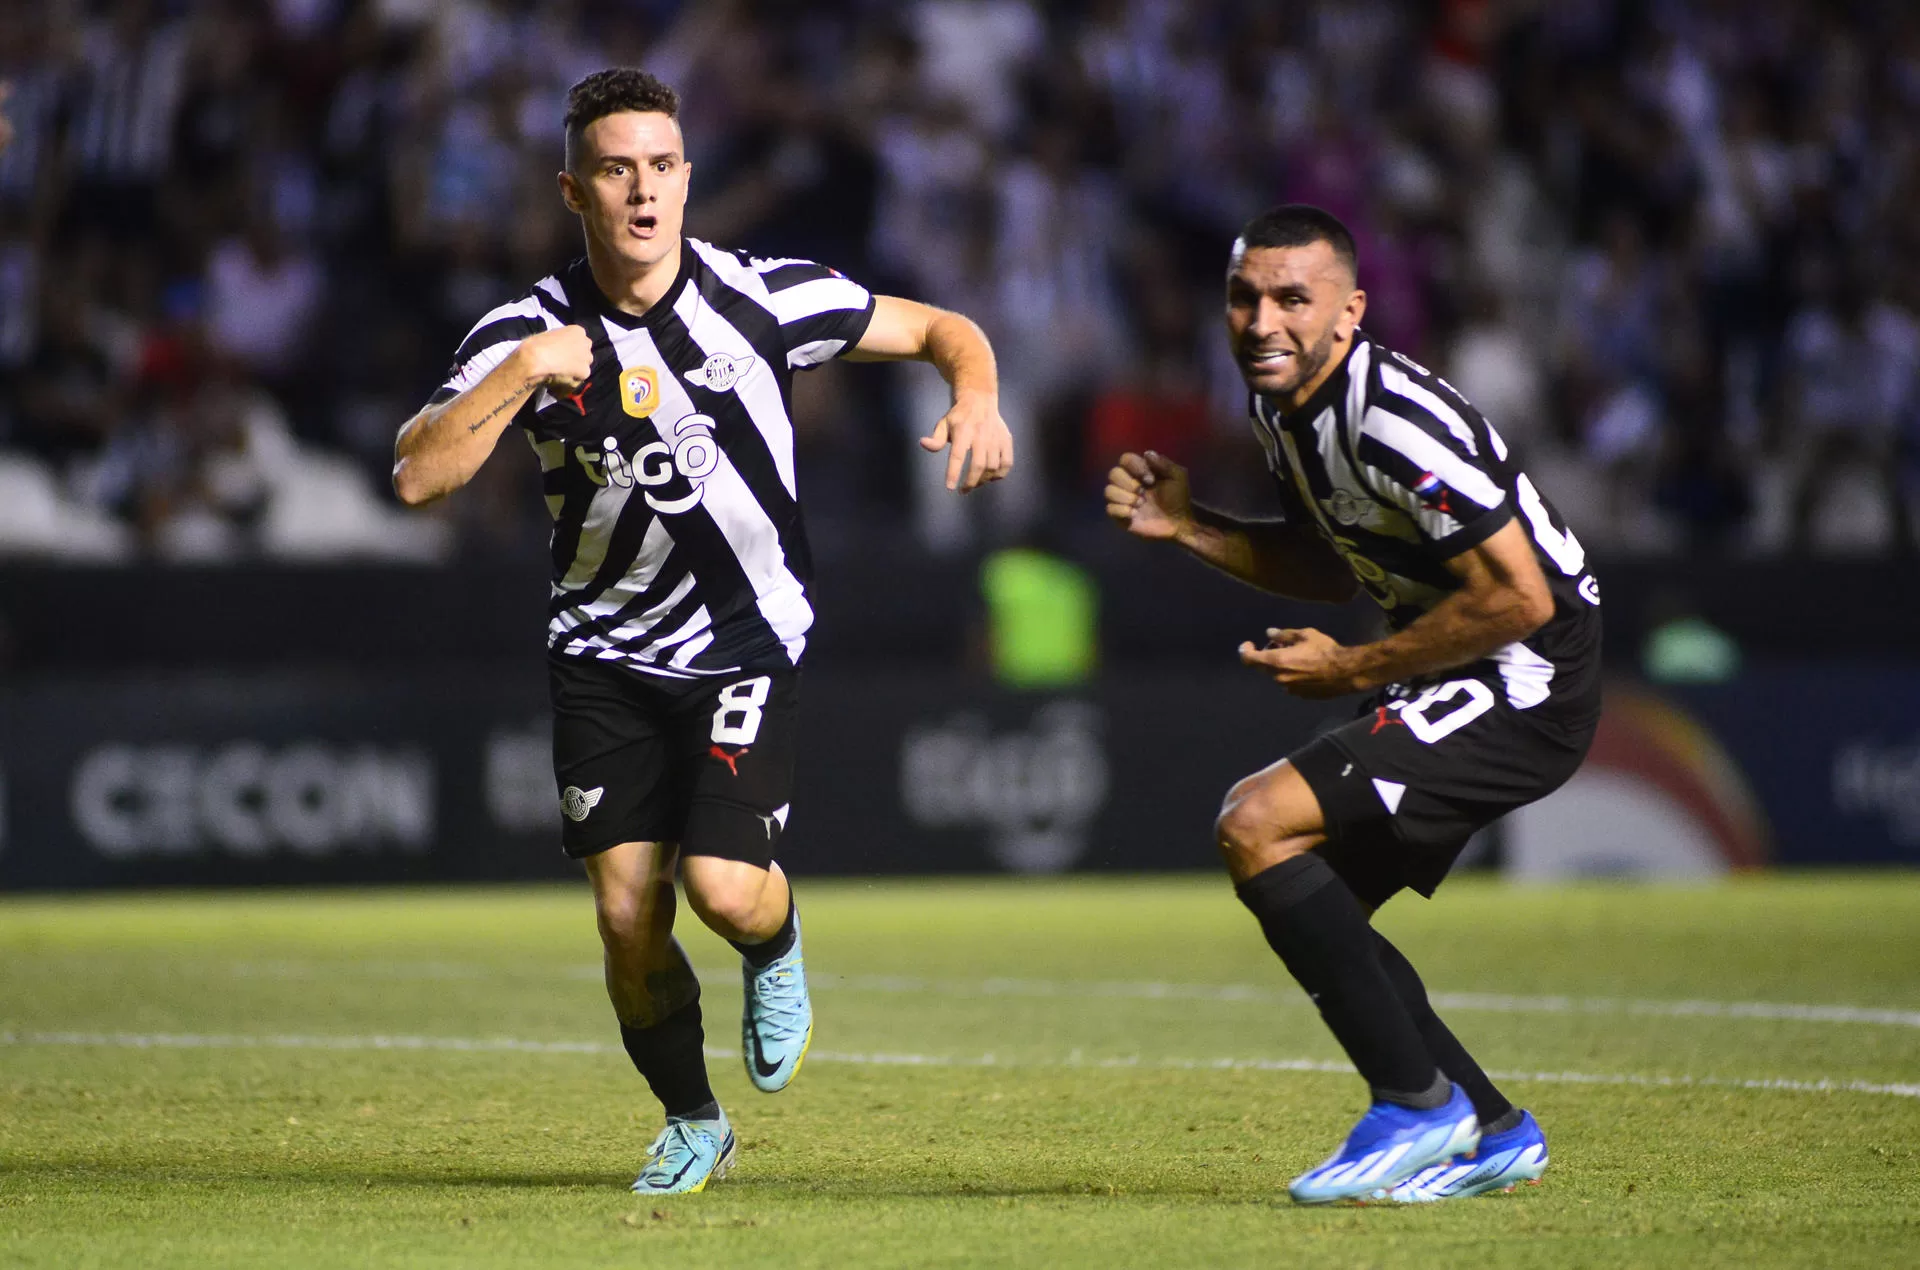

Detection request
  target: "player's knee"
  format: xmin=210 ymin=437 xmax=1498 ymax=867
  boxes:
xmin=683 ymin=874 xmax=765 ymax=939
xmin=593 ymin=885 xmax=660 ymax=952
xmin=1215 ymin=773 xmax=1315 ymax=867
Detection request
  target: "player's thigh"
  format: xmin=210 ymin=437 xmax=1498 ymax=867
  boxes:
xmin=672 ymin=669 xmax=801 ymax=872
xmin=550 ymin=656 xmax=685 ymax=859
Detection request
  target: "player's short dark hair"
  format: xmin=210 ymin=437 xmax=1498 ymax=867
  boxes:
xmin=564 ymin=68 xmax=680 ymax=169
xmin=1234 ymin=204 xmax=1359 ymax=282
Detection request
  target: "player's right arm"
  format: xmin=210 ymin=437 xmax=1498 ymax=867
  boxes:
xmin=1105 ymin=451 xmax=1358 ymax=603
xmin=391 ymin=325 xmax=593 ymax=506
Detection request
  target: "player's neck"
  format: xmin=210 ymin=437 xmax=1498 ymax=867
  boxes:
xmin=585 ymin=234 xmax=684 ymax=319
xmin=1281 ymin=331 xmax=1355 ymax=414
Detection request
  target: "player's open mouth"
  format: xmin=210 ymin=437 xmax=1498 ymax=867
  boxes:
xmin=628 ymin=214 xmax=658 ymax=238
xmin=1247 ymin=349 xmax=1293 ymax=368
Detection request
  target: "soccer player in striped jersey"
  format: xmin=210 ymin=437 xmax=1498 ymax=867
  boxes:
xmin=392 ymin=69 xmax=1012 ymax=1194
xmin=1106 ymin=205 xmax=1598 ymax=1204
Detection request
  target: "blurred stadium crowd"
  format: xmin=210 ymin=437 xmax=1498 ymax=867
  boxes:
xmin=1 ymin=0 xmax=1917 ymax=563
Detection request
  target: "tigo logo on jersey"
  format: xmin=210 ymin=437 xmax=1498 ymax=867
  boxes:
xmin=576 ymin=418 xmax=723 ymax=513
xmin=686 ymin=352 xmax=756 ymax=392
xmin=620 ymin=366 xmax=661 ymax=418
xmin=560 ymin=785 xmax=603 ymax=821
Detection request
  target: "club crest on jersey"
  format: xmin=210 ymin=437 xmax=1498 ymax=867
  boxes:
xmin=1326 ymin=489 xmax=1373 ymax=526
xmin=685 ymin=352 xmax=755 ymax=392
xmin=619 ymin=366 xmax=661 ymax=418
xmin=560 ymin=785 xmax=603 ymax=821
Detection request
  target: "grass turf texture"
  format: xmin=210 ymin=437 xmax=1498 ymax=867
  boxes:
xmin=2 ymin=875 xmax=1918 ymax=1268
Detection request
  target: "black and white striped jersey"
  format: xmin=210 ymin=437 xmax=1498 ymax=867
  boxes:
xmin=1248 ymin=330 xmax=1602 ymax=728
xmin=430 ymin=238 xmax=876 ymax=679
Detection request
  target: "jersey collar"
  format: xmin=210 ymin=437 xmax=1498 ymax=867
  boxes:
xmin=585 ymin=239 xmax=696 ymax=333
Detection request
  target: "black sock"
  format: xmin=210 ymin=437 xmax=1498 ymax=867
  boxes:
xmin=730 ymin=896 xmax=796 ymax=969
xmin=1373 ymin=931 xmax=1514 ymax=1126
xmin=619 ymin=997 xmax=717 ymax=1119
xmin=1481 ymin=1107 xmax=1524 ymax=1134
xmin=1235 ymin=855 xmax=1439 ymax=1099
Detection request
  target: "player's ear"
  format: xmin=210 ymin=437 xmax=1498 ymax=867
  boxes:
xmin=1341 ymin=289 xmax=1368 ymax=340
xmin=557 ymin=169 xmax=584 ymax=215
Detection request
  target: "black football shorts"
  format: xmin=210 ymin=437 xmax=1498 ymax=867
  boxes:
xmin=1288 ymin=677 xmax=1596 ymax=908
xmin=548 ymin=654 xmax=800 ymax=866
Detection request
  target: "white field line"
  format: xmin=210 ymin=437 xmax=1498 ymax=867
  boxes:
xmin=2 ymin=1028 xmax=1917 ymax=1101
xmin=219 ymin=961 xmax=1920 ymax=1032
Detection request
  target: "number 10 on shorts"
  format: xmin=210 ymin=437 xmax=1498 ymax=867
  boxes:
xmin=712 ymin=676 xmax=771 ymax=745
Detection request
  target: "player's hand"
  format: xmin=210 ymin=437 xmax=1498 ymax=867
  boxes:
xmin=1105 ymin=451 xmax=1192 ymax=542
xmin=515 ymin=325 xmax=594 ymax=393
xmin=1238 ymin=627 xmax=1362 ymax=699
xmin=922 ymin=389 xmax=1013 ymax=493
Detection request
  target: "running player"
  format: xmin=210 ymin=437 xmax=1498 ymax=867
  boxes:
xmin=393 ymin=69 xmax=1012 ymax=1194
xmin=1105 ymin=205 xmax=1599 ymax=1204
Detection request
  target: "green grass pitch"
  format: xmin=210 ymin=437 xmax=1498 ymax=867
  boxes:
xmin=3 ymin=874 xmax=1918 ymax=1268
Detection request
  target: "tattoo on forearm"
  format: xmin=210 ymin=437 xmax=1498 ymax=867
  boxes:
xmin=465 ymin=392 xmax=522 ymax=435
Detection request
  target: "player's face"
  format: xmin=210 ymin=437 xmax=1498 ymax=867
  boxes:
xmin=1225 ymin=242 xmax=1365 ymax=403
xmin=559 ymin=111 xmax=691 ymax=273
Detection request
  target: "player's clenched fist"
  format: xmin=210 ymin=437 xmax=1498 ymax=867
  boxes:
xmin=1105 ymin=450 xmax=1193 ymax=542
xmin=514 ymin=325 xmax=594 ymax=393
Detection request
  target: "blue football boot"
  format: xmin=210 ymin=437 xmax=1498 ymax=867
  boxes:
xmin=1288 ymin=1083 xmax=1480 ymax=1205
xmin=631 ymin=1108 xmax=736 ymax=1195
xmin=741 ymin=909 xmax=812 ymax=1093
xmin=1387 ymin=1109 xmax=1548 ymax=1202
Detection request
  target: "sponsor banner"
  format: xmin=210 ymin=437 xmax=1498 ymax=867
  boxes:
xmin=0 ymin=668 xmax=1341 ymax=890
xmin=1 ymin=664 xmax=1905 ymax=891
xmin=1672 ymin=666 xmax=1920 ymax=866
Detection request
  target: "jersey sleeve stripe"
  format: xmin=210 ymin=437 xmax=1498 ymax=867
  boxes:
xmin=1358 ymin=408 xmax=1505 ymax=509
xmin=437 ymin=339 xmax=526 ymax=397
xmin=784 ymin=296 xmax=876 ymax=368
xmin=766 ymin=275 xmax=872 ymax=325
xmin=755 ymin=261 xmax=842 ymax=292
xmin=1378 ymin=363 xmax=1480 ymax=455
xmin=452 ymin=315 xmax=547 ymax=364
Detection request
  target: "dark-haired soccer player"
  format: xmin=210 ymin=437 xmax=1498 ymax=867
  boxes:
xmin=1106 ymin=205 xmax=1599 ymax=1204
xmin=394 ymin=69 xmax=1012 ymax=1194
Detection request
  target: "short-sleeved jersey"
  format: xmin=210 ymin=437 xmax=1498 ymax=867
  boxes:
xmin=432 ymin=239 xmax=876 ymax=679
xmin=1248 ymin=330 xmax=1602 ymax=731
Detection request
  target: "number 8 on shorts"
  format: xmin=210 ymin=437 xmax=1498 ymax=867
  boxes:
xmin=712 ymin=676 xmax=771 ymax=745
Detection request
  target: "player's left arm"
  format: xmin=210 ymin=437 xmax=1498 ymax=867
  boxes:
xmin=844 ymin=294 xmax=1013 ymax=493
xmin=1239 ymin=518 xmax=1553 ymax=698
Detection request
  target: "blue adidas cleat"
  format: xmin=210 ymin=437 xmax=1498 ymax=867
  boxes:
xmin=631 ymin=1108 xmax=736 ymax=1195
xmin=741 ymin=910 xmax=812 ymax=1093
xmin=1288 ymin=1083 xmax=1480 ymax=1205
xmin=1387 ymin=1109 xmax=1548 ymax=1202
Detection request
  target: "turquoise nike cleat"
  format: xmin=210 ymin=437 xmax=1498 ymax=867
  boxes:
xmin=1386 ymin=1109 xmax=1548 ymax=1202
xmin=1288 ymin=1083 xmax=1481 ymax=1205
xmin=741 ymin=910 xmax=812 ymax=1093
xmin=631 ymin=1109 xmax=736 ymax=1195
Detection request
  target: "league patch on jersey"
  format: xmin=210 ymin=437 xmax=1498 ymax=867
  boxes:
xmin=685 ymin=352 xmax=756 ymax=392
xmin=619 ymin=366 xmax=661 ymax=418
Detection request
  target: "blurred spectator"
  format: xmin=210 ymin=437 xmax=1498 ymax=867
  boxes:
xmin=1782 ymin=271 xmax=1919 ymax=552
xmin=203 ymin=216 xmax=323 ymax=381
xmin=2 ymin=0 xmax=1919 ymax=565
